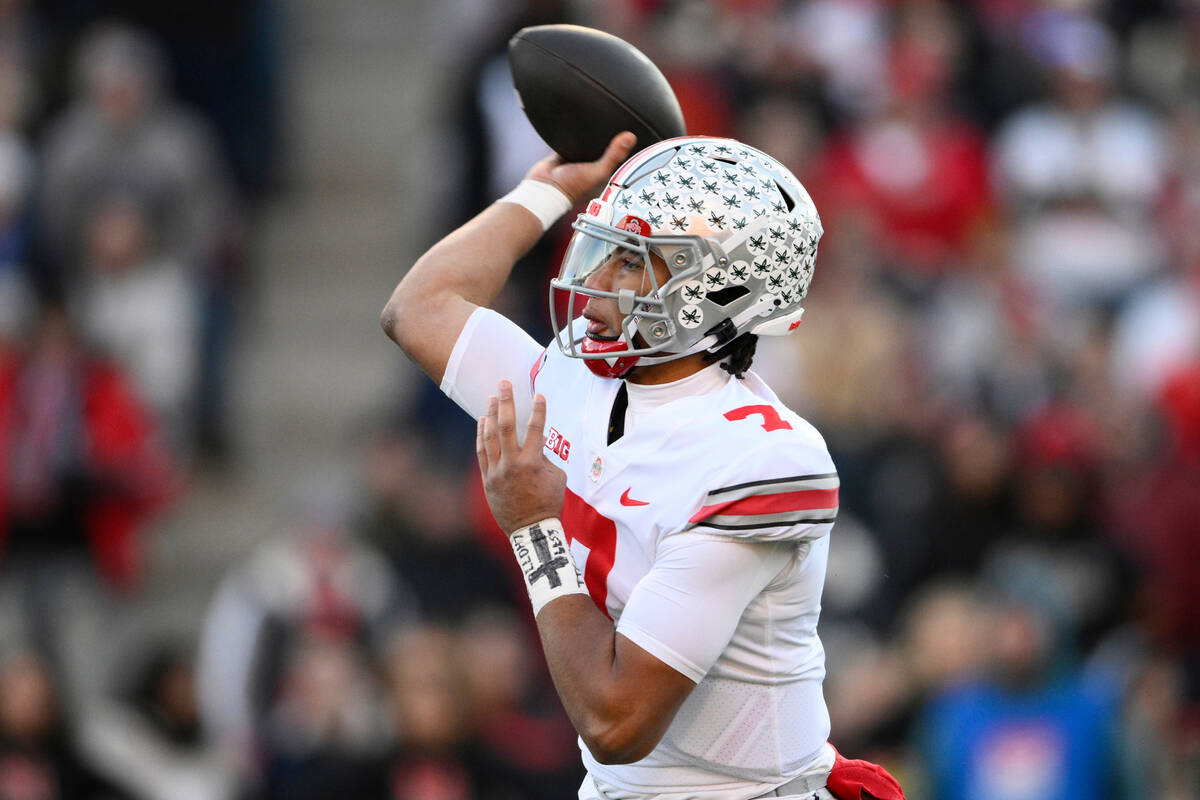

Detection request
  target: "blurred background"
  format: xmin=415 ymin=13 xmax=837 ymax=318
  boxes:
xmin=0 ymin=0 xmax=1196 ymax=798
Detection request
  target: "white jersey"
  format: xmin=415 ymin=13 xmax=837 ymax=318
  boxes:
xmin=441 ymin=309 xmax=837 ymax=799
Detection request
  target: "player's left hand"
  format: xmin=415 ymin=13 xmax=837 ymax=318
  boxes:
xmin=478 ymin=380 xmax=566 ymax=533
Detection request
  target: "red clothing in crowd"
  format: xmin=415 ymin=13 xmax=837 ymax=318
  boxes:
xmin=813 ymin=116 xmax=992 ymax=274
xmin=0 ymin=347 xmax=175 ymax=588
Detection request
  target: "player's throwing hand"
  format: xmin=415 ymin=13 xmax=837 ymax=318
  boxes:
xmin=526 ymin=131 xmax=636 ymax=206
xmin=477 ymin=380 xmax=566 ymax=533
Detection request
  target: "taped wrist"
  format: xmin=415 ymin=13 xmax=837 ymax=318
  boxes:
xmin=497 ymin=179 xmax=573 ymax=231
xmin=509 ymin=517 xmax=587 ymax=616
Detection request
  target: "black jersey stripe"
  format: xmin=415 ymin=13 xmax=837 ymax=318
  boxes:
xmin=692 ymin=515 xmax=838 ymax=531
xmin=705 ymin=472 xmax=838 ymax=497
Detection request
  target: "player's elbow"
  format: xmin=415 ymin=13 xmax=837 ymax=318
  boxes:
xmin=580 ymin=718 xmax=661 ymax=765
xmin=379 ymin=296 xmax=403 ymax=343
xmin=380 ymin=279 xmax=423 ymax=351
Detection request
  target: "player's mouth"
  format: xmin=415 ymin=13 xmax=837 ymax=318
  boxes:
xmin=583 ymin=309 xmax=620 ymax=340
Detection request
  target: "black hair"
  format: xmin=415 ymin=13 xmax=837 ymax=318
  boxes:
xmin=704 ymin=333 xmax=757 ymax=379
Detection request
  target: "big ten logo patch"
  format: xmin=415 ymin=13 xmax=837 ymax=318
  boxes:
xmin=545 ymin=427 xmax=571 ymax=461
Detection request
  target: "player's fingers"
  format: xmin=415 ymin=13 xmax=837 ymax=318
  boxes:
xmin=483 ymin=395 xmax=501 ymax=464
xmin=475 ymin=416 xmax=488 ymax=474
xmin=496 ymin=380 xmax=518 ymax=453
xmin=596 ymin=131 xmax=637 ymax=171
xmin=532 ymin=151 xmax=564 ymax=172
xmin=524 ymin=394 xmax=547 ymax=456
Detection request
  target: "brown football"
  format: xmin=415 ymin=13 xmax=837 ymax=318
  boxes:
xmin=508 ymin=24 xmax=687 ymax=163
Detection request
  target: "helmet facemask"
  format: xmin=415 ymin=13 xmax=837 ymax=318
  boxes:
xmin=550 ymin=216 xmax=716 ymax=373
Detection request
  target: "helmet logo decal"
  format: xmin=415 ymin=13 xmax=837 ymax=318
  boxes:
xmin=728 ymin=261 xmax=750 ymax=284
xmin=616 ymin=215 xmax=651 ymax=236
xmin=751 ymin=257 xmax=772 ymax=277
xmin=678 ymin=305 xmax=703 ymax=328
xmin=748 ymin=234 xmax=767 ymax=254
xmin=703 ymin=268 xmax=728 ymax=289
xmin=680 ymin=280 xmax=707 ymax=302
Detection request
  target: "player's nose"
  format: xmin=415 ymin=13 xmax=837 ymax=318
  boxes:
xmin=582 ymin=260 xmax=614 ymax=291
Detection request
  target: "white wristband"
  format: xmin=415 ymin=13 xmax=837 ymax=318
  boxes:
xmin=510 ymin=517 xmax=588 ymax=617
xmin=497 ymin=179 xmax=573 ymax=232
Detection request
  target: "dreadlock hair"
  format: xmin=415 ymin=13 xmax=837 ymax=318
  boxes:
xmin=703 ymin=333 xmax=758 ymax=379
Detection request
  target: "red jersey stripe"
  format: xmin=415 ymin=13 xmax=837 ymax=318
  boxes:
xmin=689 ymin=487 xmax=839 ymax=523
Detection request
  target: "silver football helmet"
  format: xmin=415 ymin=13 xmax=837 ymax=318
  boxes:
xmin=550 ymin=136 xmax=822 ymax=378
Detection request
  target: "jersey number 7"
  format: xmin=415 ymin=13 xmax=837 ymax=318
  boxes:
xmin=724 ymin=404 xmax=793 ymax=432
xmin=562 ymin=488 xmax=617 ymax=618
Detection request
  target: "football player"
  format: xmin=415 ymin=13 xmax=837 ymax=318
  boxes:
xmin=381 ymin=132 xmax=904 ymax=800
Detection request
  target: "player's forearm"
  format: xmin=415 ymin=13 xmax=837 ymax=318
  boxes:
xmin=535 ymin=596 xmax=680 ymax=764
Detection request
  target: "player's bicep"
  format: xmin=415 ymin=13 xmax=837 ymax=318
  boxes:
xmin=616 ymin=534 xmax=794 ymax=683
xmin=440 ymin=306 xmax=542 ymax=426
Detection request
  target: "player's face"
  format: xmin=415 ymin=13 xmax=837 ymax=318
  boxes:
xmin=580 ymin=247 xmax=670 ymax=341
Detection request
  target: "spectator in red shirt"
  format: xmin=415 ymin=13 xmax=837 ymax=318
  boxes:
xmin=0 ymin=292 xmax=175 ymax=708
xmin=813 ymin=2 xmax=992 ymax=282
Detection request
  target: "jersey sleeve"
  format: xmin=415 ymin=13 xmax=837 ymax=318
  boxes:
xmin=615 ymin=532 xmax=795 ymax=683
xmin=685 ymin=428 xmax=839 ymax=543
xmin=439 ymin=306 xmax=544 ymax=426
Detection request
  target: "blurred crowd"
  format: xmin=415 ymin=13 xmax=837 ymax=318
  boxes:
xmin=0 ymin=0 xmax=1197 ymax=799
xmin=446 ymin=1 xmax=1200 ymax=798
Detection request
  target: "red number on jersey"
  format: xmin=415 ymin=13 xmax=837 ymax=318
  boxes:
xmin=561 ymin=488 xmax=616 ymax=619
xmin=724 ymin=404 xmax=793 ymax=432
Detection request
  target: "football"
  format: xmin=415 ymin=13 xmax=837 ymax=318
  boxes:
xmin=508 ymin=24 xmax=687 ymax=163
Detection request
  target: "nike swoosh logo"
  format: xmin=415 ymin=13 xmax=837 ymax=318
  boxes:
xmin=620 ymin=488 xmax=650 ymax=507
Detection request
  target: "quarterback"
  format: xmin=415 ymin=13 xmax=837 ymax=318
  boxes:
xmin=381 ymin=132 xmax=904 ymax=800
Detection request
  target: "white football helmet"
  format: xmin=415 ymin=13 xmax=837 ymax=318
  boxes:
xmin=550 ymin=136 xmax=823 ymax=378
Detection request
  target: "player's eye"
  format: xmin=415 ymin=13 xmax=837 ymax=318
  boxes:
xmin=616 ymin=252 xmax=643 ymax=271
